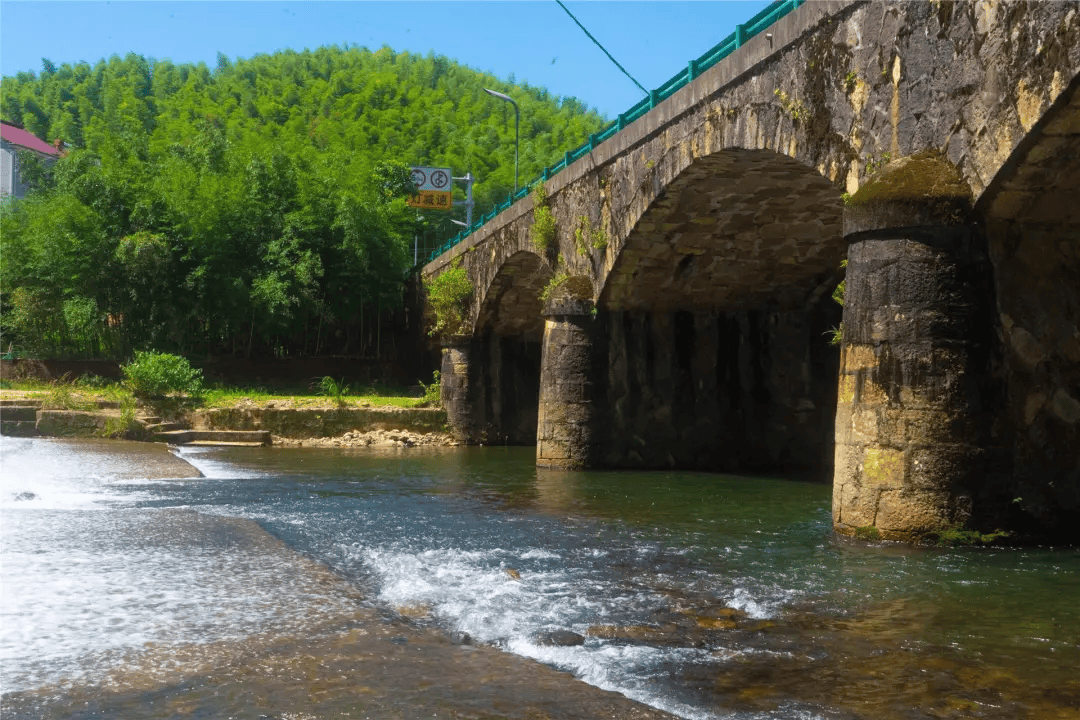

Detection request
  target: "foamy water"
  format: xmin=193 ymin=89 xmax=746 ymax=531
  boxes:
xmin=0 ymin=438 xmax=361 ymax=695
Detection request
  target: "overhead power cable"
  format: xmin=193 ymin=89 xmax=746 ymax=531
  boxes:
xmin=554 ymin=0 xmax=649 ymax=98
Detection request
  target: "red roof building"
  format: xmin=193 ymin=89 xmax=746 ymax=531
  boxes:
xmin=1 ymin=121 xmax=61 ymax=198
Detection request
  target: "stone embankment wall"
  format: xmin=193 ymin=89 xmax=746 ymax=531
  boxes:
xmin=191 ymin=407 xmax=447 ymax=439
xmin=1 ymin=397 xmax=449 ymax=444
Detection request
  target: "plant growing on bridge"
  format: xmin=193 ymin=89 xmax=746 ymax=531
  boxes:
xmin=865 ymin=152 xmax=892 ymax=176
xmin=424 ymin=262 xmax=473 ymax=336
xmin=826 ymin=260 xmax=848 ymax=346
xmin=574 ymin=216 xmax=590 ymax=257
xmin=831 ymin=259 xmax=848 ymax=307
xmin=539 ymin=271 xmax=570 ymax=304
xmin=573 ymin=215 xmax=609 ymax=254
xmin=530 ymin=184 xmax=556 ymax=252
xmin=773 ymin=88 xmax=808 ymax=122
xmin=854 ymin=525 xmax=881 ymax=541
xmin=842 ymin=70 xmax=858 ymax=93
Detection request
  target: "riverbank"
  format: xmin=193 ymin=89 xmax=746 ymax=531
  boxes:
xmin=0 ymin=389 xmax=457 ymax=447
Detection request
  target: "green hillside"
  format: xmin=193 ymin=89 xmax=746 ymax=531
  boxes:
xmin=0 ymin=47 xmax=607 ymax=360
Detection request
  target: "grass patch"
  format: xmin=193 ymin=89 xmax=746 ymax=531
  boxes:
xmin=198 ymin=381 xmax=430 ymax=410
xmin=0 ymin=377 xmax=53 ymax=392
xmin=40 ymin=378 xmax=98 ymax=411
xmin=1 ymin=371 xmax=445 ymax=420
xmin=930 ymin=527 xmax=1013 ymax=547
xmin=854 ymin=525 xmax=881 ymax=541
xmin=99 ymin=394 xmax=140 ymax=438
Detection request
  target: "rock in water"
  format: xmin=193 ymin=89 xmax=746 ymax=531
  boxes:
xmin=533 ymin=630 xmax=585 ymax=647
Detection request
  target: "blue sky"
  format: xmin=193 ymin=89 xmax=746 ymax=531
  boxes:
xmin=1 ymin=1 xmax=771 ymax=119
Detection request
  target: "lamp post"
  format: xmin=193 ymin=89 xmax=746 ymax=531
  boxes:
xmin=483 ymin=88 xmax=519 ymax=193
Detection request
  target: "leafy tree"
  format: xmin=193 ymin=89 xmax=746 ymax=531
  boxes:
xmin=0 ymin=44 xmax=608 ymax=360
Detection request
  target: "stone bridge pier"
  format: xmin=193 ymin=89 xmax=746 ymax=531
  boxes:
xmin=426 ymin=0 xmax=1080 ymax=543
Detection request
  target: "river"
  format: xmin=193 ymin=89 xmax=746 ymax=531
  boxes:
xmin=2 ymin=436 xmax=1078 ymax=719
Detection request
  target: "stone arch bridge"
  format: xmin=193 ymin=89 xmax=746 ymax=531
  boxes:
xmin=422 ymin=0 xmax=1080 ymax=544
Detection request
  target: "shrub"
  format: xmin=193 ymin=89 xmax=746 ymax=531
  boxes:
xmin=318 ymin=375 xmax=351 ymax=406
xmin=540 ymin=271 xmax=570 ymax=304
xmin=418 ymin=370 xmax=441 ymax=407
xmin=530 ymin=184 xmax=556 ymax=251
xmin=122 ymin=351 xmax=204 ymax=399
xmin=424 ymin=262 xmax=473 ymax=336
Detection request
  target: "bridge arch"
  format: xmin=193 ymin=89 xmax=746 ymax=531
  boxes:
xmin=977 ymin=74 xmax=1080 ymax=539
xmin=450 ymin=250 xmax=553 ymax=446
xmin=590 ymin=147 xmax=845 ymax=472
xmin=474 ymin=250 xmax=552 ymax=341
xmin=598 ymin=147 xmax=844 ymax=312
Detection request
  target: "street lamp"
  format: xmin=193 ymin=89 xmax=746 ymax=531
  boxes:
xmin=483 ymin=88 xmax=519 ymax=193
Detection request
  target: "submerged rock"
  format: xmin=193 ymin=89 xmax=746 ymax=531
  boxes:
xmin=533 ymin=630 xmax=585 ymax=647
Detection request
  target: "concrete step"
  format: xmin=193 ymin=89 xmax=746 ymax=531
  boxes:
xmin=0 ymin=420 xmax=39 ymax=437
xmin=184 ymin=440 xmax=268 ymax=448
xmin=138 ymin=415 xmax=163 ymax=425
xmin=1 ymin=406 xmax=39 ymax=422
xmin=0 ymin=398 xmax=42 ymax=408
xmin=153 ymin=429 xmax=271 ymax=447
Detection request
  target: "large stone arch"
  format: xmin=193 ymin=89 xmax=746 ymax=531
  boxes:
xmin=587 ymin=147 xmax=845 ymax=472
xmin=597 ymin=148 xmax=844 ymax=312
xmin=977 ymin=72 xmax=1080 ymax=540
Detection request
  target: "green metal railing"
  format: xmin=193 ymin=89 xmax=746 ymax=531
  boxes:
xmin=428 ymin=0 xmax=805 ymax=264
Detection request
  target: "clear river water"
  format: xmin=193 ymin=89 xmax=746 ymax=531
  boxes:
xmin=2 ymin=436 xmax=1078 ymax=720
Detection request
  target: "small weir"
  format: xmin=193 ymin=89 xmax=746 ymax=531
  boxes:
xmin=2 ymin=437 xmax=1079 ymax=719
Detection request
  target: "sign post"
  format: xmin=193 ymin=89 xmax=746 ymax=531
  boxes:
xmin=407 ymin=166 xmax=453 ymax=210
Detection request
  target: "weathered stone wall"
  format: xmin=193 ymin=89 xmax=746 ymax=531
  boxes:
xmin=440 ymin=342 xmax=478 ymax=444
xmin=834 ymin=225 xmax=1008 ymax=542
xmin=536 ymin=304 xmax=598 ymax=469
xmin=595 ymin=301 xmax=841 ymax=473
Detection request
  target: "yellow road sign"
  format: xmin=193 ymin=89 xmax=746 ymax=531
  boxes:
xmin=408 ymin=190 xmax=453 ymax=209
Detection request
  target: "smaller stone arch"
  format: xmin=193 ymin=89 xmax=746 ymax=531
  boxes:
xmin=473 ymin=250 xmax=553 ymax=341
xmin=449 ymin=249 xmax=553 ymax=447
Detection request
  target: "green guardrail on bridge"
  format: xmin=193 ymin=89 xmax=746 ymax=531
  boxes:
xmin=427 ymin=0 xmax=805 ymax=264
